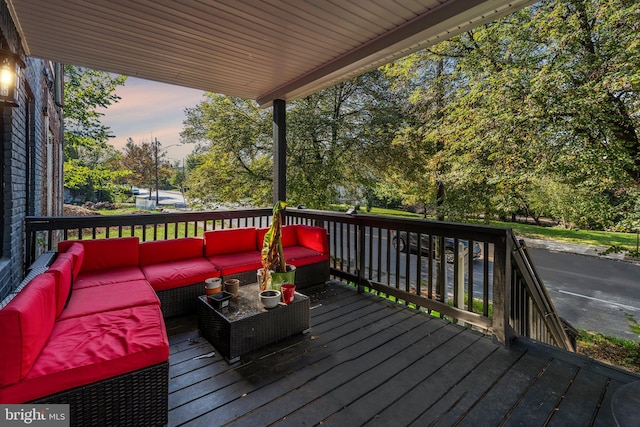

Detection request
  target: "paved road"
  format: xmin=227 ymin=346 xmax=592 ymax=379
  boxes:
xmin=137 ymin=189 xmax=187 ymax=209
xmin=527 ymin=247 xmax=640 ymax=342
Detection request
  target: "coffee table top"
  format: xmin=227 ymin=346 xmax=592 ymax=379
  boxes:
xmin=204 ymin=283 xmax=307 ymax=323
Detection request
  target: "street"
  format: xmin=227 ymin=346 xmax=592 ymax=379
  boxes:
xmin=528 ymin=248 xmax=640 ymax=343
xmin=136 ymin=189 xmax=187 ymax=209
xmin=334 ymin=227 xmax=640 ymax=342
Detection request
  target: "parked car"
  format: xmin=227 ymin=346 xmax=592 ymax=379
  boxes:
xmin=392 ymin=231 xmax=482 ymax=263
xmin=132 ymin=186 xmax=140 ymax=195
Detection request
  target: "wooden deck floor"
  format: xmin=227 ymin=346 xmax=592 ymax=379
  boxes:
xmin=166 ymin=281 xmax=639 ymax=426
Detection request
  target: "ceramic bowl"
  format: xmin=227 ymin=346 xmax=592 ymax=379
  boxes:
xmin=259 ymin=290 xmax=281 ymax=309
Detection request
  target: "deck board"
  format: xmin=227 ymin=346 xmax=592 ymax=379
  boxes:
xmin=166 ymin=281 xmax=639 ymax=426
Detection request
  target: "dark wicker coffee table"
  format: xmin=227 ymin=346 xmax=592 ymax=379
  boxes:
xmin=197 ymin=283 xmax=310 ymax=362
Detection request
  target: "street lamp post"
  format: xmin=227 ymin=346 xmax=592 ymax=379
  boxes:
xmin=155 ymin=138 xmax=159 ymax=205
xmin=154 ymin=140 xmax=182 ymax=206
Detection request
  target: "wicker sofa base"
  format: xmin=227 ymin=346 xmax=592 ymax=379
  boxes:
xmin=157 ymin=281 xmax=206 ymax=318
xmin=221 ymin=260 xmax=329 ymax=290
xmin=222 ymin=269 xmax=258 ymax=287
xmin=293 ymin=259 xmax=330 ymax=289
xmin=30 ymin=361 xmax=168 ymax=427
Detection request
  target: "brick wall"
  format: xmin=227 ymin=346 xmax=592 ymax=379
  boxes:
xmin=0 ymin=2 xmax=63 ymax=300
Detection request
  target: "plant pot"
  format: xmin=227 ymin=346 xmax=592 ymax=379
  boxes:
xmin=259 ymin=290 xmax=281 ymax=309
xmin=269 ymin=264 xmax=296 ymax=291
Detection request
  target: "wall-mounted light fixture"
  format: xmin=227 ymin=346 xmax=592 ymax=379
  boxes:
xmin=0 ymin=48 xmax=25 ymax=107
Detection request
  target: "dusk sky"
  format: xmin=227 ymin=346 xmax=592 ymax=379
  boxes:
xmin=99 ymin=76 xmax=206 ymax=162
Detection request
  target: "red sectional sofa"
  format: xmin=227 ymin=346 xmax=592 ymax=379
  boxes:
xmin=0 ymin=246 xmax=169 ymax=426
xmin=0 ymin=224 xmax=329 ymax=425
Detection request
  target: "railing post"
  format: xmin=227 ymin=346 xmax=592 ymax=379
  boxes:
xmin=455 ymin=242 xmax=465 ymax=309
xmin=357 ymin=217 xmax=365 ymax=294
xmin=492 ymin=231 xmax=514 ymax=346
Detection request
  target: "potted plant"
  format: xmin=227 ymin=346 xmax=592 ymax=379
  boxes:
xmin=260 ymin=200 xmax=295 ymax=290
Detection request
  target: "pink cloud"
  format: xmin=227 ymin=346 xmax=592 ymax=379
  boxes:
xmin=99 ymin=76 xmax=205 ymax=159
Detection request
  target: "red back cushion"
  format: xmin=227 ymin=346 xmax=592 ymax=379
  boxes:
xmin=257 ymin=225 xmax=298 ymax=250
xmin=60 ymin=237 xmax=139 ymax=272
xmin=139 ymin=238 xmax=205 ymax=265
xmin=204 ymin=228 xmax=257 ymax=256
xmin=295 ymin=225 xmax=329 ymax=253
xmin=58 ymin=242 xmax=84 ymax=280
xmin=47 ymin=254 xmax=74 ymax=318
xmin=0 ymin=272 xmax=57 ymax=386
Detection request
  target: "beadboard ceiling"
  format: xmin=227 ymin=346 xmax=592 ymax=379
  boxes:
xmin=7 ymin=0 xmax=534 ymax=106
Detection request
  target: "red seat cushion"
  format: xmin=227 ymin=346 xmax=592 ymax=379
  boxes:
xmin=0 ymin=273 xmax=57 ymax=387
xmin=47 ymin=254 xmax=74 ymax=318
xmin=57 ymin=280 xmax=160 ymax=321
xmin=59 ymin=237 xmax=140 ymax=273
xmin=139 ymin=238 xmax=204 ymax=265
xmin=141 ymin=258 xmax=220 ymax=291
xmin=73 ymin=266 xmax=146 ymax=289
xmin=0 ymin=305 xmax=169 ymax=403
xmin=283 ymin=246 xmax=330 ymax=267
xmin=204 ymin=228 xmax=257 ymax=256
xmin=207 ymin=251 xmax=262 ymax=276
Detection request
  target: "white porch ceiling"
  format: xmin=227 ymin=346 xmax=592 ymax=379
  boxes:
xmin=7 ymin=0 xmax=534 ymax=107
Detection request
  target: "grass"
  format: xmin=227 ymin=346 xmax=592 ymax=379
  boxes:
xmin=351 ymin=205 xmax=639 ymax=253
xmin=480 ymin=220 xmax=640 ymax=252
xmin=576 ymin=330 xmax=640 ymax=373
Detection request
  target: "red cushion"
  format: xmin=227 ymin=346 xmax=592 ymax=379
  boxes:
xmin=58 ymin=242 xmax=84 ymax=280
xmin=0 ymin=305 xmax=169 ymax=403
xmin=47 ymin=254 xmax=74 ymax=318
xmin=204 ymin=228 xmax=257 ymax=256
xmin=59 ymin=237 xmax=139 ymax=272
xmin=207 ymin=251 xmax=262 ymax=276
xmin=57 ymin=280 xmax=159 ymax=321
xmin=0 ymin=273 xmax=57 ymax=387
xmin=295 ymin=225 xmax=329 ymax=253
xmin=286 ymin=253 xmax=330 ymax=267
xmin=257 ymin=225 xmax=298 ymax=250
xmin=139 ymin=238 xmax=204 ymax=265
xmin=74 ymin=266 xmax=146 ymax=289
xmin=141 ymin=258 xmax=220 ymax=291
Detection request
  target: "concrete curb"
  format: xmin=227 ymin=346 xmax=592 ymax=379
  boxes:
xmin=522 ymin=237 xmax=640 ymax=266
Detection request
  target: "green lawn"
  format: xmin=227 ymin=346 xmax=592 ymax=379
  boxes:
xmin=353 ymin=206 xmax=640 ymax=253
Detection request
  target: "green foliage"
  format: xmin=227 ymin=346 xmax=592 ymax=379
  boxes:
xmin=176 ymin=0 xmax=639 ymax=231
xmin=626 ymin=313 xmax=640 ymax=338
xmin=63 ymin=66 xmax=127 ymax=202
xmin=181 ymin=94 xmax=272 ymax=207
xmin=63 ymin=66 xmax=127 ymax=159
xmin=376 ymin=0 xmax=640 ymax=229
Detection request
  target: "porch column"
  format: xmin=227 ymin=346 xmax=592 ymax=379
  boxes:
xmin=273 ymin=99 xmax=286 ymax=204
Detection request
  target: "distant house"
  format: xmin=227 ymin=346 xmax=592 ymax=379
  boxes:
xmin=0 ymin=2 xmax=63 ymax=300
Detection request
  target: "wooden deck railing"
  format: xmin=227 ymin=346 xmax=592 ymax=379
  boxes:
xmin=24 ymin=207 xmax=574 ymax=350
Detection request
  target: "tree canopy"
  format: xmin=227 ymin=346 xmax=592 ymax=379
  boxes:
xmin=63 ymin=66 xmax=128 ymax=201
xmin=180 ymin=0 xmax=640 ymax=231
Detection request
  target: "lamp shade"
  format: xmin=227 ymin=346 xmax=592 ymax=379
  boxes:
xmin=0 ymin=49 xmax=25 ymax=107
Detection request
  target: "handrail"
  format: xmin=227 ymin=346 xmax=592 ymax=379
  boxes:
xmin=509 ymin=235 xmax=575 ymax=351
xmin=24 ymin=207 xmax=575 ymax=351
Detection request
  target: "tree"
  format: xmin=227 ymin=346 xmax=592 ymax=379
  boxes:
xmin=119 ymin=138 xmax=171 ymax=195
xmin=63 ymin=66 xmax=127 ymax=202
xmin=181 ymin=72 xmax=403 ymax=209
xmin=180 ymin=94 xmax=273 ymax=207
xmin=380 ymin=0 xmax=640 ymax=228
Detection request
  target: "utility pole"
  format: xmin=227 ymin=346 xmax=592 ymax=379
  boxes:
xmin=155 ymin=138 xmax=159 ymax=205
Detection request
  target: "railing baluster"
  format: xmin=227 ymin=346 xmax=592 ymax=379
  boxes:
xmin=23 ymin=208 xmax=570 ymax=351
